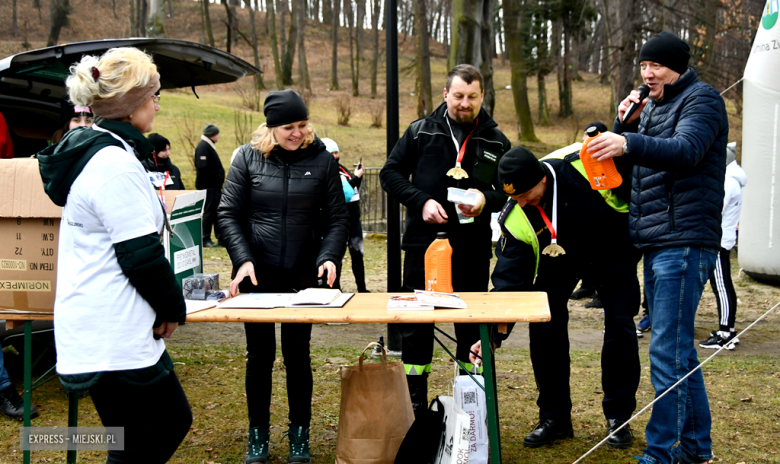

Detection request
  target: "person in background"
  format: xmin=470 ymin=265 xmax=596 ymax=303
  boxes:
xmin=322 ymin=137 xmax=370 ymax=293
xmin=195 ymin=123 xmax=225 ymax=247
xmin=0 ymin=112 xmax=15 ymax=158
xmin=588 ymin=31 xmax=728 ymax=464
xmin=37 ymin=47 xmax=191 ymax=463
xmin=51 ymin=100 xmax=94 ymax=144
xmin=380 ymin=64 xmax=511 ymax=417
xmin=700 ymin=142 xmax=746 ymax=350
xmin=145 ymin=133 xmax=186 ymax=190
xmin=0 ymin=349 xmax=39 ymax=421
xmin=218 ymin=90 xmax=348 ymax=464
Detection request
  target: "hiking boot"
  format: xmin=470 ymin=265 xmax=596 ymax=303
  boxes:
xmin=570 ymin=285 xmax=597 ymax=300
xmin=606 ymin=419 xmax=633 ymax=449
xmin=699 ymin=332 xmax=737 ymax=350
xmin=407 ymin=374 xmax=429 ymax=419
xmin=584 ymin=296 xmax=603 ymax=309
xmin=283 ymin=424 xmax=311 ymax=463
xmin=637 ymin=314 xmax=651 ymax=332
xmin=246 ymin=427 xmax=270 ymax=463
xmin=523 ymin=418 xmax=574 ymax=448
xmin=0 ymin=385 xmax=38 ymax=421
xmin=203 ymin=239 xmax=217 ymax=248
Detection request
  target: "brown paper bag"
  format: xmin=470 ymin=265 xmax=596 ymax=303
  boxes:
xmin=335 ymin=342 xmax=415 ymax=464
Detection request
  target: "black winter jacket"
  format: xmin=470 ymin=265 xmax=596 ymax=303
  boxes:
xmin=217 ymin=138 xmax=349 ymax=278
xmin=142 ymin=156 xmax=186 ymax=190
xmin=380 ymin=102 xmax=511 ymax=258
xmin=194 ymin=139 xmax=225 ymax=190
xmin=614 ymin=68 xmax=728 ymax=250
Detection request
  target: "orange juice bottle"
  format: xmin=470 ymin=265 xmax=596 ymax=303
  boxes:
xmin=424 ymin=232 xmax=453 ymax=293
xmin=579 ymin=126 xmax=623 ymax=190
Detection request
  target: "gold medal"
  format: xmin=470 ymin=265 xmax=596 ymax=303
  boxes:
xmin=446 ymin=166 xmax=469 ymax=179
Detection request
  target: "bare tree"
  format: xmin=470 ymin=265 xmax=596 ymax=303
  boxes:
xmin=331 ymin=0 xmax=341 ymax=90
xmin=12 ymin=0 xmax=18 ymax=36
xmin=323 ymin=0 xmax=333 ymax=24
xmin=33 ymin=0 xmax=44 ymax=24
xmin=346 ymin=0 xmax=358 ymax=95
xmin=47 ymin=0 xmax=71 ymax=46
xmin=203 ymin=0 xmax=215 ymax=47
xmin=415 ymin=0 xmax=433 ymax=117
xmin=370 ymin=0 xmax=381 ymax=98
xmin=248 ymin=0 xmax=266 ymax=89
xmin=267 ymin=0 xmax=285 ymax=89
xmin=148 ymin=0 xmax=167 ymax=37
xmin=297 ymin=0 xmax=312 ymax=90
xmin=505 ymin=0 xmax=539 ymax=141
xmin=355 ymin=0 xmax=366 ymax=94
xmin=279 ymin=0 xmax=287 ymax=57
xmin=283 ymin=0 xmax=299 ymax=85
xmin=448 ymin=0 xmax=497 ymax=116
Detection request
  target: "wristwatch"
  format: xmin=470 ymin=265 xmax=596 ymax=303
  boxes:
xmin=621 ymin=136 xmax=629 ymax=155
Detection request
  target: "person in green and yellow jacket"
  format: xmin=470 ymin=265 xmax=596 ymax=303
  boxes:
xmin=471 ymin=146 xmax=641 ymax=451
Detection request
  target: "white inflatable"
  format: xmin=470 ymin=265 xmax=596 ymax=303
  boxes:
xmin=739 ymin=0 xmax=780 ymax=282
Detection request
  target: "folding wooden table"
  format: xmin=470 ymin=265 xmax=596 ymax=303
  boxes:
xmin=3 ymin=291 xmax=550 ymax=464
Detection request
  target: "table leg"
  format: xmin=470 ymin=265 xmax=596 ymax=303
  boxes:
xmin=24 ymin=321 xmax=31 ymax=464
xmin=480 ymin=323 xmax=502 ymax=464
xmin=67 ymin=392 xmax=79 ymax=463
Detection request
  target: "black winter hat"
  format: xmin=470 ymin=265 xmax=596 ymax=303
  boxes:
xmin=263 ymin=90 xmax=308 ymax=128
xmin=58 ymin=99 xmax=92 ymax=128
xmin=147 ymin=133 xmax=171 ymax=153
xmin=203 ymin=123 xmax=220 ymax=138
xmin=638 ymin=31 xmax=690 ymax=76
xmin=498 ymin=147 xmax=546 ymax=196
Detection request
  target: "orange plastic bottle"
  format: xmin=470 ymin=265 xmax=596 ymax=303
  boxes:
xmin=424 ymin=232 xmax=453 ymax=293
xmin=579 ymin=126 xmax=623 ymax=190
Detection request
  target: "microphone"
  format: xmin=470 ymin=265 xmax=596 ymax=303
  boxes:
xmin=622 ymin=84 xmax=650 ymax=123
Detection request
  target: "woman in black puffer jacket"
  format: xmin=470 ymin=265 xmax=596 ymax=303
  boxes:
xmin=217 ymin=90 xmax=348 ymax=464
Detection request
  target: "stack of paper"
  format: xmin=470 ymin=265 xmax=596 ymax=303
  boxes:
xmin=414 ymin=290 xmax=468 ymax=309
xmin=387 ymin=295 xmax=433 ymax=311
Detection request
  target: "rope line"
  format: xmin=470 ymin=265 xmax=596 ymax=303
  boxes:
xmin=572 ymin=299 xmax=779 ymax=464
xmin=720 ymin=77 xmax=744 ymax=96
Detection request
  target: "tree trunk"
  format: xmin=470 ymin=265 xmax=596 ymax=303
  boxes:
xmin=297 ymin=0 xmax=312 ymax=90
xmin=279 ymin=0 xmax=287 ymax=60
xmin=323 ymin=0 xmax=333 ymax=24
xmin=249 ymin=0 xmax=266 ymax=89
xmin=370 ymin=0 xmax=380 ymax=98
xmin=130 ymin=0 xmax=136 ymax=36
xmin=346 ymin=0 xmax=358 ymax=96
xmin=204 ymin=0 xmax=215 ymax=46
xmin=312 ymin=0 xmax=320 ymax=22
xmin=136 ymin=0 xmax=148 ymax=37
xmin=414 ymin=0 xmax=433 ymax=118
xmin=267 ymin=0 xmax=284 ymax=89
xmin=331 ymin=0 xmax=341 ymax=90
xmin=448 ymin=0 xmax=497 ymax=116
xmin=505 ymin=0 xmax=539 ymax=142
xmin=47 ymin=0 xmax=70 ymax=46
xmin=147 ymin=0 xmax=166 ymax=37
xmin=167 ymin=0 xmax=173 ymax=17
xmin=558 ymin=13 xmax=573 ymax=118
xmin=616 ymin=0 xmax=638 ymax=108
xmin=355 ymin=0 xmax=365 ymax=95
xmin=283 ymin=0 xmax=299 ymax=85
xmin=570 ymin=33 xmax=582 ymax=81
xmin=535 ymin=0 xmax=551 ymax=126
xmin=12 ymin=0 xmax=18 ymax=36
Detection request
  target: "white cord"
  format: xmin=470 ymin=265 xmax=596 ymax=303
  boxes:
xmin=572 ymin=299 xmax=780 ymax=464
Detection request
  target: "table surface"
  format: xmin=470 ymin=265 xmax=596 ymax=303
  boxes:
xmin=1 ymin=292 xmax=551 ymax=324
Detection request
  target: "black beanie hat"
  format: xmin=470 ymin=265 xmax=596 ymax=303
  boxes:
xmin=498 ymin=147 xmax=546 ymax=196
xmin=58 ymin=99 xmax=92 ymax=128
xmin=638 ymin=31 xmax=690 ymax=76
xmin=147 ymin=133 xmax=170 ymax=153
xmin=586 ymin=121 xmax=609 ymax=134
xmin=203 ymin=123 xmax=220 ymax=138
xmin=263 ymin=90 xmax=308 ymax=128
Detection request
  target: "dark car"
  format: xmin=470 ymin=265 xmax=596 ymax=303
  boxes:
xmin=0 ymin=38 xmax=259 ymax=353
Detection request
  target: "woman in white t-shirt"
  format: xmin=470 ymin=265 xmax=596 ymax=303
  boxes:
xmin=37 ymin=47 xmax=191 ymax=463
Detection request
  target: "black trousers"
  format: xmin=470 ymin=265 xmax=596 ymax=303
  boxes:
xmin=89 ymin=370 xmax=192 ymax=464
xmin=530 ymin=247 xmax=642 ymax=422
xmin=202 ymin=188 xmax=222 ymax=242
xmin=399 ymin=250 xmax=489 ymax=368
xmin=347 ymin=215 xmax=368 ymax=292
xmin=709 ymin=247 xmax=737 ymax=332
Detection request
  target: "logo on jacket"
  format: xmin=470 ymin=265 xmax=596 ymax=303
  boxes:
xmin=503 ymin=183 xmax=516 ymax=195
xmin=305 ymin=171 xmax=312 ymax=176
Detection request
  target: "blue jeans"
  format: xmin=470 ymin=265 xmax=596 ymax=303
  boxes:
xmin=0 ymin=348 xmax=11 ymax=391
xmin=642 ymin=247 xmax=718 ymax=464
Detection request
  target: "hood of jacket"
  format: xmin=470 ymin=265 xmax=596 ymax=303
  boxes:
xmin=726 ymin=160 xmax=747 ymax=187
xmin=37 ymin=119 xmax=154 ymax=207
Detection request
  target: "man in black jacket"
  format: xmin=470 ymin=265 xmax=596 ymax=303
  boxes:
xmin=145 ymin=133 xmax=186 ymax=190
xmin=471 ymin=147 xmax=641 ymax=449
xmin=588 ymin=32 xmax=727 ymax=464
xmin=380 ymin=64 xmax=511 ymax=415
xmin=195 ymin=123 xmax=225 ymax=247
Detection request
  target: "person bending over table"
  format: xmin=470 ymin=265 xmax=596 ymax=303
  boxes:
xmin=37 ymin=47 xmax=191 ymax=463
xmin=218 ymin=90 xmax=349 ymax=464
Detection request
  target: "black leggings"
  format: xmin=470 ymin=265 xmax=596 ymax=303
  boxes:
xmin=89 ymin=371 xmax=192 ymax=464
xmin=245 ymin=322 xmax=313 ymax=429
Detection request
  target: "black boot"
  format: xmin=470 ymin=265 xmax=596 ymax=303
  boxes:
xmin=523 ymin=418 xmax=574 ymax=448
xmin=0 ymin=385 xmax=38 ymax=421
xmin=406 ymin=374 xmax=428 ymax=419
xmin=283 ymin=424 xmax=311 ymax=463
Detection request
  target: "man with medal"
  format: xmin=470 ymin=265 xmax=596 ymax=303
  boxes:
xmin=470 ymin=146 xmax=642 ymax=450
xmin=380 ymin=64 xmax=511 ymax=416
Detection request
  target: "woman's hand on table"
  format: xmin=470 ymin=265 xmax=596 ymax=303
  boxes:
xmin=230 ymin=261 xmax=258 ymax=296
xmin=153 ymin=321 xmax=178 ymax=339
xmin=318 ymin=261 xmax=338 ymax=287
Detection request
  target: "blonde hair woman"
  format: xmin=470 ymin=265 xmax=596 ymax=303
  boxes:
xmin=37 ymin=47 xmax=192 ymax=463
xmin=218 ymin=90 xmax=349 ymax=463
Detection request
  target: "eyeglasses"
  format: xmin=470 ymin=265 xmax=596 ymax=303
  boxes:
xmin=152 ymin=94 xmax=161 ymax=108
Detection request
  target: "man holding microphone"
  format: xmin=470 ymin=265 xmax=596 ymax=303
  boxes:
xmin=587 ymin=31 xmax=728 ymax=464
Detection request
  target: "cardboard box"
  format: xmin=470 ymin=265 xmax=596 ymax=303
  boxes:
xmin=0 ymin=159 xmax=62 ymax=314
xmin=0 ymin=159 xmax=206 ymax=314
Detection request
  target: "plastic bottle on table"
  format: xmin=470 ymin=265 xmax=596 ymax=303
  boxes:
xmin=579 ymin=126 xmax=623 ymax=190
xmin=424 ymin=232 xmax=453 ymax=293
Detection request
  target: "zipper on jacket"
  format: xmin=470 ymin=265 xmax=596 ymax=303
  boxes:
xmin=667 ymin=186 xmax=675 ymax=231
xmin=280 ymin=162 xmax=289 ymax=267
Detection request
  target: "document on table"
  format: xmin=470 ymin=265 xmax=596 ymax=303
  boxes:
xmin=185 ymin=300 xmax=218 ymax=314
xmin=217 ymin=292 xmax=354 ymax=309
